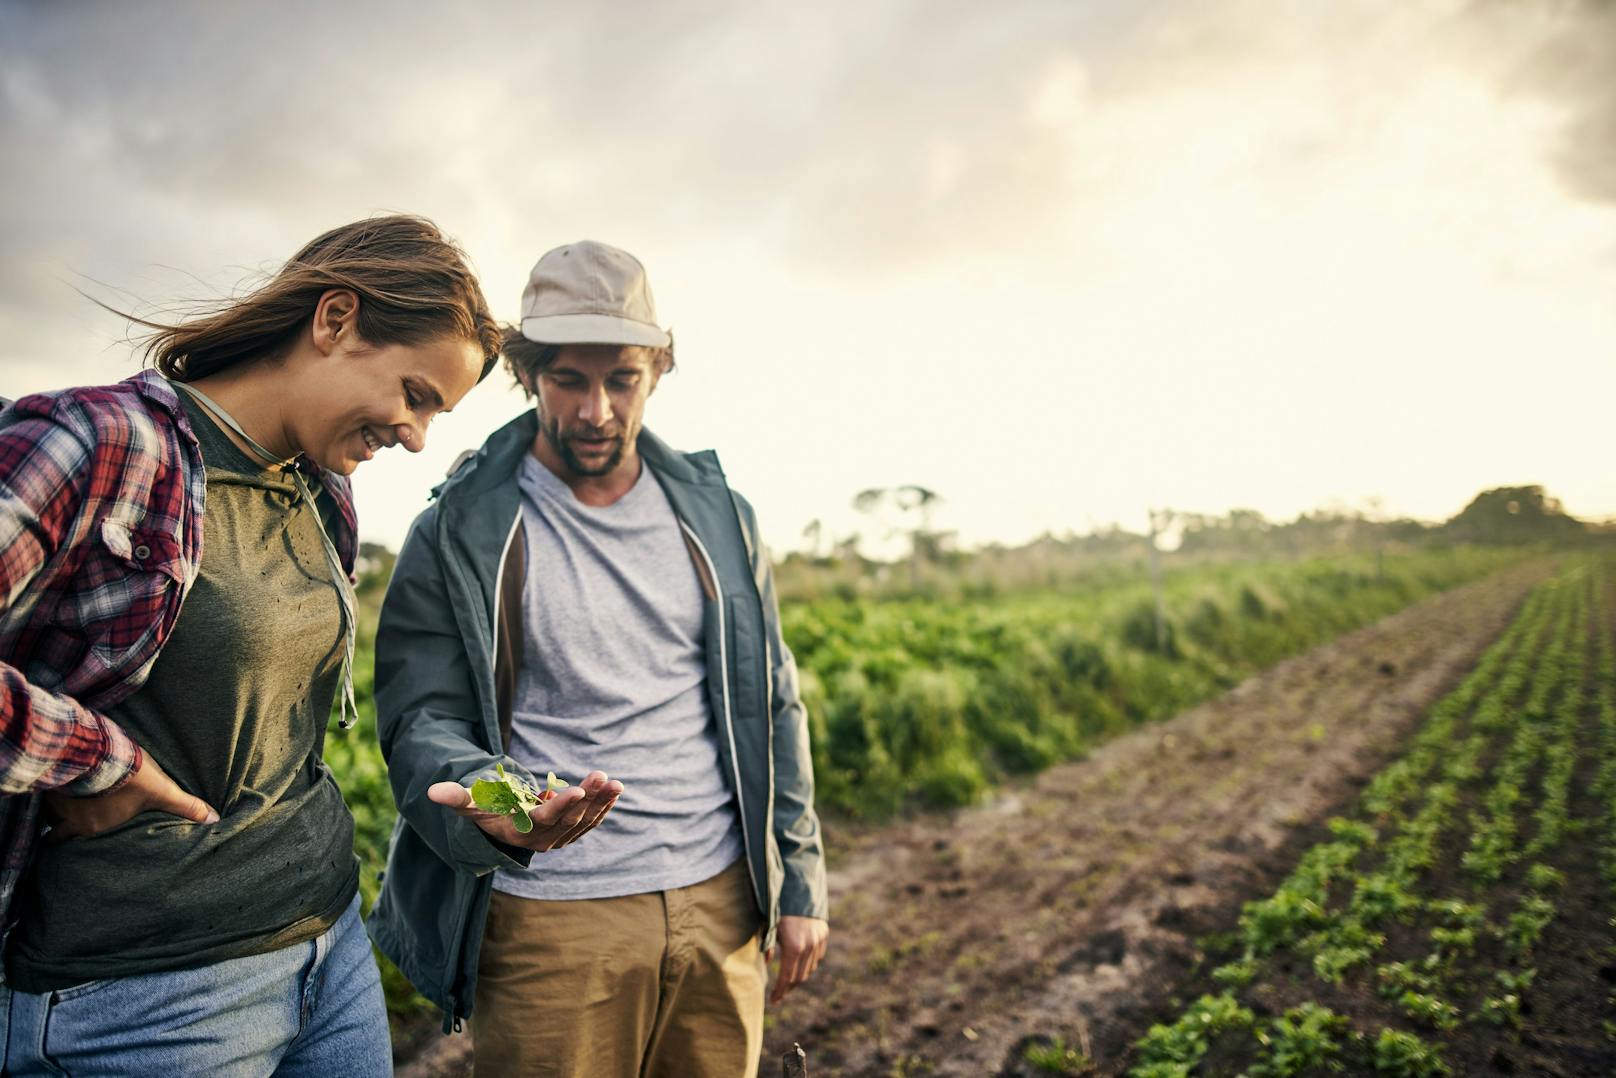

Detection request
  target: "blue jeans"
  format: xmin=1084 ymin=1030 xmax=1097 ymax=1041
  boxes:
xmin=1 ymin=892 xmax=391 ymax=1077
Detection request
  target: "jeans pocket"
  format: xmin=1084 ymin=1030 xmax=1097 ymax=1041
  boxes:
xmin=34 ymin=979 xmax=116 ymax=1076
xmin=49 ymin=979 xmax=112 ymax=1004
xmin=3 ymin=987 xmax=80 ymax=1078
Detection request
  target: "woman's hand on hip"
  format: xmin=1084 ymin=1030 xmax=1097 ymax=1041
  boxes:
xmin=428 ymin=769 xmax=623 ymax=853
xmin=44 ymin=751 xmax=220 ymax=840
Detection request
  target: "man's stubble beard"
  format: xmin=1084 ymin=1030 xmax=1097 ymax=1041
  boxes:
xmin=540 ymin=415 xmax=626 ymax=478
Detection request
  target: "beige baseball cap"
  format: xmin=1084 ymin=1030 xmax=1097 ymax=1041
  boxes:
xmin=518 ymin=240 xmax=671 ymax=349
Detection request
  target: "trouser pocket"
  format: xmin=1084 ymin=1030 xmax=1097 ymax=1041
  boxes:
xmin=2 ymin=984 xmax=73 ymax=1077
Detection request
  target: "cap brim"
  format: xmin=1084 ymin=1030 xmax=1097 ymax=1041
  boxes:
xmin=520 ymin=314 xmax=669 ymax=349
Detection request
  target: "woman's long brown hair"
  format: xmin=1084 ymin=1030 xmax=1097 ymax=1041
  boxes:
xmin=121 ymin=215 xmax=501 ymax=381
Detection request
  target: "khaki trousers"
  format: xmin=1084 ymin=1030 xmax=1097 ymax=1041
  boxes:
xmin=471 ymin=859 xmax=765 ymax=1078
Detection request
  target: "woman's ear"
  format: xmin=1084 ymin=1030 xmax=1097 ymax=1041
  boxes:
xmin=312 ymin=289 xmax=360 ymax=354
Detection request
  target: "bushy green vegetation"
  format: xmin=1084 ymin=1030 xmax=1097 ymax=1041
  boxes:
xmin=790 ymin=546 xmax=1522 ymax=816
xmin=1126 ymin=556 xmax=1614 ymax=1076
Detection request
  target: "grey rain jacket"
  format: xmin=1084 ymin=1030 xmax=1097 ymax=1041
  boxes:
xmin=364 ymin=412 xmax=828 ymax=1032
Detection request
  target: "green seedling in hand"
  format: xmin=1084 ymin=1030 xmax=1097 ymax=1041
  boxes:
xmin=470 ymin=763 xmax=568 ymax=834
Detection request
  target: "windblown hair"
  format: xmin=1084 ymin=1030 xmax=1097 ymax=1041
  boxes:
xmin=501 ymin=325 xmax=674 ymax=400
xmin=122 ymin=215 xmax=502 ymax=382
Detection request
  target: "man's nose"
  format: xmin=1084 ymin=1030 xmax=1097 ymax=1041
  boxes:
xmin=579 ymin=384 xmax=613 ymax=426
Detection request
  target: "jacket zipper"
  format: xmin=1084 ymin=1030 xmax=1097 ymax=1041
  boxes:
xmin=489 ymin=508 xmax=523 ymax=707
xmin=678 ymin=520 xmax=763 ymax=914
xmin=446 ymin=506 xmax=523 ymax=1024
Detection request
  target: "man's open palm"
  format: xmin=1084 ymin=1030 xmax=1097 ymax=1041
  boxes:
xmin=429 ymin=769 xmax=622 ymax=852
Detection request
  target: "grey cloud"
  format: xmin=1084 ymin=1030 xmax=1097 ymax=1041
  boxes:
xmin=1515 ymin=0 xmax=1616 ymax=205
xmin=0 ymin=0 xmax=1153 ymax=283
xmin=3 ymin=0 xmax=1614 ymax=336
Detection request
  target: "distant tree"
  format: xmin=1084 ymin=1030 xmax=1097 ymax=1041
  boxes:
xmin=1444 ymin=485 xmax=1585 ymax=544
xmin=801 ymin=518 xmax=824 ymax=559
xmin=1227 ymin=508 xmax=1269 ymax=534
xmin=852 ymin=485 xmax=952 ymax=586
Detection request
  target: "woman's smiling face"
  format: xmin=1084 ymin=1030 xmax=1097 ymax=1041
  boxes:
xmin=295 ymin=331 xmax=484 ymax=475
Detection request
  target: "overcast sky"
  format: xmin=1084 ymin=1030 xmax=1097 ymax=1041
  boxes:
xmin=3 ymin=0 xmax=1613 ymax=555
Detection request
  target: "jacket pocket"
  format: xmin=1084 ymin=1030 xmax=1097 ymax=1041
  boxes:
xmin=727 ymin=595 xmax=769 ymax=723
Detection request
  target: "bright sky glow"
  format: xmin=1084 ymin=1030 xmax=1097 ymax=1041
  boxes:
xmin=3 ymin=0 xmax=1612 ymax=555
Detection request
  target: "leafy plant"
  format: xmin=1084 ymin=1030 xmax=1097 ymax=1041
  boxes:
xmin=469 ymin=763 xmax=566 ymax=834
xmin=1210 ymin=957 xmax=1258 ymax=988
xmin=1523 ymin=863 xmax=1566 ymax=892
xmin=1132 ymin=993 xmax=1255 ymax=1073
xmin=1307 ymin=920 xmax=1385 ymax=983
xmin=1397 ymin=991 xmax=1461 ymax=1031
xmin=1250 ymin=1002 xmax=1347 ymax=1076
xmin=1377 ymin=961 xmax=1439 ymax=999
xmin=1476 ymin=970 xmax=1535 ymax=1029
xmin=1023 ymin=1036 xmax=1092 ymax=1075
xmin=1372 ymin=1029 xmax=1450 ymax=1076
xmin=1499 ymin=895 xmax=1556 ymax=958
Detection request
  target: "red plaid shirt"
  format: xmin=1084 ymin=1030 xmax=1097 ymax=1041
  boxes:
xmin=0 ymin=370 xmax=356 ymax=927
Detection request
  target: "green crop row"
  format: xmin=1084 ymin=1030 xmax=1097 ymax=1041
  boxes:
xmin=1589 ymin=572 xmax=1616 ymax=1041
xmin=1229 ymin=581 xmax=1563 ymax=990
xmin=1460 ymin=584 xmax=1581 ymax=884
xmin=1125 ymin=556 xmax=1609 ymax=1077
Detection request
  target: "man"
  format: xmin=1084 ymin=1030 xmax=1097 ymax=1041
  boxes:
xmin=367 ymin=240 xmax=829 ymax=1076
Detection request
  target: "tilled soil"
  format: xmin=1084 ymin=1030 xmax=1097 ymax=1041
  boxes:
xmin=763 ymin=561 xmax=1549 ymax=1076
xmin=400 ymin=561 xmax=1546 ymax=1078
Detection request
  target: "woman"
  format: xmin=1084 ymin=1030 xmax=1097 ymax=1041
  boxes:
xmin=0 ymin=215 xmax=507 ymax=1075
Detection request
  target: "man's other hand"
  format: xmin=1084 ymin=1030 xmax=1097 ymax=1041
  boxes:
xmin=766 ymin=915 xmax=829 ymax=1005
xmin=428 ymin=769 xmax=622 ymax=852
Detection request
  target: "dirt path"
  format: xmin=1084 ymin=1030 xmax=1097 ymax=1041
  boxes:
xmin=400 ymin=562 xmax=1545 ymax=1077
xmin=765 ymin=561 xmax=1547 ymax=1076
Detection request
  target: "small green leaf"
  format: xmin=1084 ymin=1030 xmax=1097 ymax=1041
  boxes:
xmin=469 ymin=764 xmax=554 ymax=831
xmin=471 ymin=778 xmax=520 ymax=815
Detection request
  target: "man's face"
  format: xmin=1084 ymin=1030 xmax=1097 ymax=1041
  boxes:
xmin=531 ymin=344 xmax=663 ymax=479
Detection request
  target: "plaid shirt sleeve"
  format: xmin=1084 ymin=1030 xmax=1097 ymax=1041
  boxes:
xmin=0 ymin=416 xmax=144 ymax=796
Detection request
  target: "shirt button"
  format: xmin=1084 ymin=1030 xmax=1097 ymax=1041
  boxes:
xmin=133 ymin=544 xmax=151 ymax=561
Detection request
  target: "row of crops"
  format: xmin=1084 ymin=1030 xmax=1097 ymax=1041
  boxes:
xmin=1116 ymin=555 xmax=1614 ymax=1077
